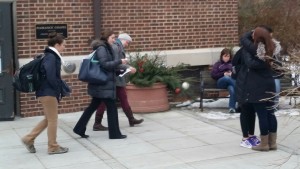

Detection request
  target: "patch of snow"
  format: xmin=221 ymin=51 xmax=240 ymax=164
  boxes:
xmin=181 ymin=97 xmax=300 ymax=120
xmin=175 ymin=100 xmax=193 ymax=107
xmin=199 ymin=111 xmax=240 ymax=120
xmin=275 ymin=109 xmax=300 ymax=116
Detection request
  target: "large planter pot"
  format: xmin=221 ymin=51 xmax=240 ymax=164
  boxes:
xmin=125 ymin=83 xmax=170 ymax=113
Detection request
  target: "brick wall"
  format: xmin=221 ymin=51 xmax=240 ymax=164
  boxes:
xmin=16 ymin=0 xmax=94 ymax=117
xmin=16 ymin=0 xmax=238 ymax=117
xmin=20 ymin=75 xmax=90 ymax=117
xmin=16 ymin=0 xmax=93 ymax=58
xmin=101 ymin=0 xmax=238 ymax=51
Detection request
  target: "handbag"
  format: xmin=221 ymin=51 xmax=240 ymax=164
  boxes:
xmin=78 ymin=51 xmax=108 ymax=84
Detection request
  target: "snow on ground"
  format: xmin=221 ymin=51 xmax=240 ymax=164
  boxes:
xmin=176 ymin=97 xmax=300 ymax=120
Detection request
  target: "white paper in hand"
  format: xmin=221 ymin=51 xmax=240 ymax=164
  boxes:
xmin=119 ymin=68 xmax=131 ymax=77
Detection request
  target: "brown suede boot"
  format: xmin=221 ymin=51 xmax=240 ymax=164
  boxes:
xmin=129 ymin=118 xmax=144 ymax=127
xmin=269 ymin=132 xmax=277 ymax=150
xmin=124 ymin=108 xmax=144 ymax=127
xmin=93 ymin=111 xmax=108 ymax=131
xmin=252 ymin=135 xmax=269 ymax=151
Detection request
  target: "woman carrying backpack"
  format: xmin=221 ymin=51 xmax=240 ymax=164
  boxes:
xmin=21 ymin=33 xmax=70 ymax=155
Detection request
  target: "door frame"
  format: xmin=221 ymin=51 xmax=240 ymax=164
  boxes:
xmin=1 ymin=0 xmax=19 ymax=116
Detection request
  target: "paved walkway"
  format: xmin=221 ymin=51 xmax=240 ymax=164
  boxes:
xmin=0 ymin=108 xmax=299 ymax=169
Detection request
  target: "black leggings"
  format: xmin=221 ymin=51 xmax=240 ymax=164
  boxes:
xmin=240 ymin=103 xmax=256 ymax=138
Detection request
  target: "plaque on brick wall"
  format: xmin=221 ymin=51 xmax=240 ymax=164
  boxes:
xmin=36 ymin=24 xmax=68 ymax=39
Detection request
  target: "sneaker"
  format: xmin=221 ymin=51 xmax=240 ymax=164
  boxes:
xmin=21 ymin=138 xmax=36 ymax=153
xmin=228 ymin=108 xmax=236 ymax=113
xmin=249 ymin=135 xmax=261 ymax=146
xmin=48 ymin=146 xmax=69 ymax=155
xmin=240 ymin=139 xmax=252 ymax=148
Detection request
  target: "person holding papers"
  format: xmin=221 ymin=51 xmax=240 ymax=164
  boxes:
xmin=92 ymin=32 xmax=144 ymax=131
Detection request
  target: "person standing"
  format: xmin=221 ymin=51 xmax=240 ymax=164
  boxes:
xmin=211 ymin=48 xmax=237 ymax=113
xmin=93 ymin=33 xmax=144 ymax=131
xmin=22 ymin=33 xmax=69 ymax=154
xmin=235 ymin=31 xmax=260 ymax=148
xmin=237 ymin=25 xmax=282 ymax=149
xmin=260 ymin=26 xmax=282 ymax=110
xmin=238 ymin=27 xmax=279 ymax=151
xmin=73 ymin=29 xmax=128 ymax=139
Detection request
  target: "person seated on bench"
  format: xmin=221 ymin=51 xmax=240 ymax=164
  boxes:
xmin=211 ymin=48 xmax=237 ymax=113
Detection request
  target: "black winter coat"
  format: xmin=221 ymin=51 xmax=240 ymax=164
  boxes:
xmin=235 ymin=33 xmax=275 ymax=104
xmin=87 ymin=42 xmax=122 ymax=99
xmin=36 ymin=47 xmax=63 ymax=100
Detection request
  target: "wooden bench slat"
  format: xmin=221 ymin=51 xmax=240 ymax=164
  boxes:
xmin=199 ymin=69 xmax=229 ymax=111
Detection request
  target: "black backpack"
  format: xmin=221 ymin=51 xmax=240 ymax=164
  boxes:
xmin=13 ymin=54 xmax=46 ymax=92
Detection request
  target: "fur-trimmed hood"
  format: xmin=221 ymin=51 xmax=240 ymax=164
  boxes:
xmin=256 ymin=39 xmax=281 ymax=60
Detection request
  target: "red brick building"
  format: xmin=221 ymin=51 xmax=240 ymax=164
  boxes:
xmin=0 ymin=0 xmax=238 ymax=119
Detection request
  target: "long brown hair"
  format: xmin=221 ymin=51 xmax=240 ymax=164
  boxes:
xmin=99 ymin=29 xmax=115 ymax=55
xmin=100 ymin=29 xmax=114 ymax=42
xmin=253 ymin=27 xmax=275 ymax=57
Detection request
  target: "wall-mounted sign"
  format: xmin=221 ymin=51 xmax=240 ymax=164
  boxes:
xmin=36 ymin=24 xmax=68 ymax=39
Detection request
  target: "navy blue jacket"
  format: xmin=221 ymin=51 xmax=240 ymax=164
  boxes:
xmin=36 ymin=47 xmax=63 ymax=100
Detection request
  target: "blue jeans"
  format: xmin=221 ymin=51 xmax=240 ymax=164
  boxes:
xmin=217 ymin=76 xmax=236 ymax=109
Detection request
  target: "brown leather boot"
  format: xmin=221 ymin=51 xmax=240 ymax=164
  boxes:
xmin=252 ymin=135 xmax=269 ymax=151
xmin=93 ymin=111 xmax=108 ymax=131
xmin=124 ymin=108 xmax=144 ymax=127
xmin=269 ymin=132 xmax=277 ymax=150
xmin=129 ymin=118 xmax=144 ymax=127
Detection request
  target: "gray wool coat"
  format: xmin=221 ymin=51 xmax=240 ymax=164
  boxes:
xmin=113 ymin=39 xmax=130 ymax=87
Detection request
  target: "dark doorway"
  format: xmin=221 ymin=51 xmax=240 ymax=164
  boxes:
xmin=0 ymin=2 xmax=15 ymax=120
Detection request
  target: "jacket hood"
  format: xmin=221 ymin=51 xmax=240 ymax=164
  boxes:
xmin=256 ymin=38 xmax=281 ymax=60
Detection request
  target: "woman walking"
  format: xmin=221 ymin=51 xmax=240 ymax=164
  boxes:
xmin=73 ymin=29 xmax=127 ymax=139
xmin=22 ymin=33 xmax=69 ymax=154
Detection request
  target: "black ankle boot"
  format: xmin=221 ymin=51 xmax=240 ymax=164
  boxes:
xmin=73 ymin=129 xmax=89 ymax=138
xmin=110 ymin=135 xmax=127 ymax=139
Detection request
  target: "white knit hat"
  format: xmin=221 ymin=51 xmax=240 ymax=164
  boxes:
xmin=118 ymin=33 xmax=132 ymax=42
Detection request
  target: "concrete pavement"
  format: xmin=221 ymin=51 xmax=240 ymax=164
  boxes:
xmin=0 ymin=108 xmax=299 ymax=169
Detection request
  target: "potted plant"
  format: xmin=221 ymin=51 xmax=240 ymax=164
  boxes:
xmin=126 ymin=51 xmax=192 ymax=113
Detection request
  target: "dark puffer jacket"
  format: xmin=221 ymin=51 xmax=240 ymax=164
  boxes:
xmin=36 ymin=47 xmax=63 ymax=100
xmin=235 ymin=33 xmax=275 ymax=104
xmin=87 ymin=42 xmax=122 ymax=99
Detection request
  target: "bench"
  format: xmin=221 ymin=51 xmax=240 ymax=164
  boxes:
xmin=199 ymin=68 xmax=294 ymax=111
xmin=199 ymin=69 xmax=229 ymax=112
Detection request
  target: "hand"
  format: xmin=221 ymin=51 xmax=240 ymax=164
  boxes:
xmin=121 ymin=58 xmax=128 ymax=64
xmin=129 ymin=67 xmax=136 ymax=74
xmin=224 ymin=71 xmax=232 ymax=76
